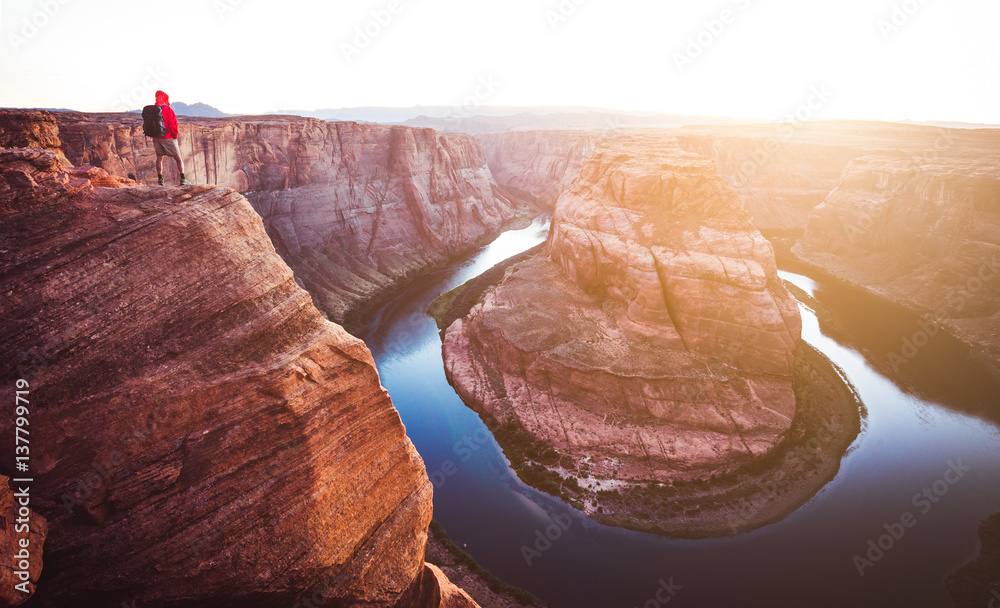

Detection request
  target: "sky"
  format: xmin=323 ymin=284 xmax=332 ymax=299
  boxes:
xmin=1 ymin=0 xmax=998 ymax=124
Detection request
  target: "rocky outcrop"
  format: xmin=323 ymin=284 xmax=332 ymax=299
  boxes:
xmin=794 ymin=150 xmax=1000 ymax=379
xmin=0 ymin=111 xmax=62 ymax=154
xmin=478 ymin=131 xmax=597 ymax=209
xmin=396 ymin=564 xmax=478 ymax=608
xmin=676 ymin=122 xmax=999 ymax=232
xmin=676 ymin=130 xmax=862 ymax=231
xmin=1 ymin=476 xmax=46 ymax=607
xmin=443 ymin=135 xmax=802 ymax=483
xmin=0 ymin=146 xmax=476 ymax=607
xmin=39 ymin=110 xmax=523 ymax=327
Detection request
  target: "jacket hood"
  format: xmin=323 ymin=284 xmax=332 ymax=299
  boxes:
xmin=155 ymin=90 xmax=170 ymax=106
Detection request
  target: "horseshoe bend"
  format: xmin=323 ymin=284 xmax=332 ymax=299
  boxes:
xmin=437 ymin=134 xmax=862 ymax=537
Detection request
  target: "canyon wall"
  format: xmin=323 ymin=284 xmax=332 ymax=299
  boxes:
xmin=0 ymin=139 xmax=476 ymax=607
xmin=675 ymin=122 xmax=994 ymax=232
xmin=478 ymin=131 xmax=597 ymax=209
xmin=794 ymin=148 xmax=1000 ymax=378
xmin=675 ymin=131 xmax=862 ymax=231
xmin=443 ymin=135 xmax=802 ymax=482
xmin=48 ymin=111 xmax=523 ymax=327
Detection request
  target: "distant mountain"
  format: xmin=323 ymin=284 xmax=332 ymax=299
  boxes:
xmin=399 ymin=111 xmax=765 ymax=134
xmin=170 ymin=102 xmax=230 ymax=118
xmin=264 ymin=105 xmax=663 ymax=124
xmin=125 ymin=102 xmax=230 ymax=118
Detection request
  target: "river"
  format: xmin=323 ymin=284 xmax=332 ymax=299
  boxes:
xmin=358 ymin=219 xmax=1000 ymax=608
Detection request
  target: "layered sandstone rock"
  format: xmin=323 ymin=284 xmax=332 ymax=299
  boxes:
xmin=397 ymin=564 xmax=479 ymax=608
xmin=794 ymin=150 xmax=1000 ymax=378
xmin=676 ymin=131 xmax=862 ymax=231
xmin=0 ymin=146 xmax=475 ymax=607
xmin=443 ymin=136 xmax=802 ymax=481
xmin=36 ymin=110 xmax=521 ymax=327
xmin=0 ymin=110 xmax=62 ymax=154
xmin=675 ymin=122 xmax=999 ymax=232
xmin=478 ymin=131 xmax=597 ymax=209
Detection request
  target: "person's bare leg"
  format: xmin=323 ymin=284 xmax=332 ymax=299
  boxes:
xmin=155 ymin=154 xmax=163 ymax=176
xmin=173 ymin=154 xmax=185 ymax=176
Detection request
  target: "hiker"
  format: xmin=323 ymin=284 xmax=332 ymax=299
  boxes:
xmin=142 ymin=90 xmax=189 ymax=186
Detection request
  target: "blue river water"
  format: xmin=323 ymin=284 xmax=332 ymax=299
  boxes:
xmin=358 ymin=219 xmax=1000 ymax=608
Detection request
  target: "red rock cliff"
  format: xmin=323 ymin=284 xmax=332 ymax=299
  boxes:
xmin=794 ymin=147 xmax=1000 ymax=378
xmin=47 ymin=111 xmax=522 ymax=327
xmin=443 ymin=135 xmax=802 ymax=482
xmin=674 ymin=122 xmax=994 ymax=232
xmin=0 ymin=142 xmax=476 ymax=607
xmin=478 ymin=131 xmax=597 ymax=209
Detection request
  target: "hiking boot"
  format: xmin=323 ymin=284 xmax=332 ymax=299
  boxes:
xmin=157 ymin=177 xmax=164 ymax=186
xmin=179 ymin=177 xmax=191 ymax=186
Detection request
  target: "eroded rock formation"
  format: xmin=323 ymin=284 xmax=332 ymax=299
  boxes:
xmin=41 ymin=110 xmax=522 ymax=327
xmin=443 ymin=135 xmax=802 ymax=482
xmin=675 ymin=122 xmax=999 ymax=232
xmin=478 ymin=131 xmax=597 ymax=209
xmin=676 ymin=129 xmax=863 ymax=231
xmin=794 ymin=149 xmax=1000 ymax=378
xmin=0 ymin=110 xmax=62 ymax=153
xmin=0 ymin=144 xmax=476 ymax=607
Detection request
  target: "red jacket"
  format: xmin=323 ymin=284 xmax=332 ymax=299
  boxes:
xmin=154 ymin=91 xmax=178 ymax=139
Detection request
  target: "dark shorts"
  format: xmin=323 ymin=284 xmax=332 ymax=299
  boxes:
xmin=154 ymin=137 xmax=181 ymax=158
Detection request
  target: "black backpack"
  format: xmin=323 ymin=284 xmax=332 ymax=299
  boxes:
xmin=142 ymin=105 xmax=169 ymax=138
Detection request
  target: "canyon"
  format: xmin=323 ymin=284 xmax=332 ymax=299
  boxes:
xmin=477 ymin=131 xmax=597 ymax=210
xmin=676 ymin=122 xmax=1000 ymax=232
xmin=3 ymin=105 xmax=999 ymax=605
xmin=44 ymin=111 xmax=524 ymax=329
xmin=674 ymin=120 xmax=1000 ymax=380
xmin=0 ymin=117 xmax=479 ymax=607
xmin=794 ymin=145 xmax=1000 ymax=381
xmin=437 ymin=135 xmax=859 ymax=536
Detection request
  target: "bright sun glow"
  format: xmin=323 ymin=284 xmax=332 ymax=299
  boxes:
xmin=1 ymin=0 xmax=998 ymax=124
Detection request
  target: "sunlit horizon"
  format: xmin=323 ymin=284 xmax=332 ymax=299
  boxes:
xmin=1 ymin=0 xmax=998 ymax=125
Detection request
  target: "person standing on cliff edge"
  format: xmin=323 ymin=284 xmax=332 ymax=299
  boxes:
xmin=147 ymin=90 xmax=189 ymax=186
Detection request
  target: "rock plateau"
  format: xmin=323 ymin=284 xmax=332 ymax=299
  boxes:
xmin=0 ymin=123 xmax=478 ymax=607
xmin=38 ymin=110 xmax=523 ymax=328
xmin=794 ymin=146 xmax=1000 ymax=380
xmin=443 ymin=135 xmax=803 ymax=483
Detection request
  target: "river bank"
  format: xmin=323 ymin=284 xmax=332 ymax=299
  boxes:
xmin=431 ymin=249 xmax=863 ymax=538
